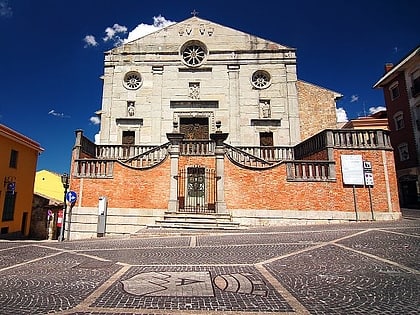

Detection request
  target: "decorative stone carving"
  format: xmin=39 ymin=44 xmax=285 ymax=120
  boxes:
xmin=259 ymin=101 xmax=271 ymax=118
xmin=189 ymin=82 xmax=200 ymax=99
xmin=127 ymin=101 xmax=135 ymax=116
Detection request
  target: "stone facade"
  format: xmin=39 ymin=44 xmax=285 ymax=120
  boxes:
xmin=97 ymin=16 xmax=317 ymax=147
xmin=66 ymin=17 xmax=400 ymax=240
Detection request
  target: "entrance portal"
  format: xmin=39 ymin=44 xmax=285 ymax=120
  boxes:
xmin=178 ymin=166 xmax=216 ymax=213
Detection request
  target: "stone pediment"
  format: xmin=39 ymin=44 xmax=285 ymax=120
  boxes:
xmin=108 ymin=16 xmax=294 ymax=56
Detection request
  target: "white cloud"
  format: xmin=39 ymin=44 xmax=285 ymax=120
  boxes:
xmin=103 ymin=23 xmax=127 ymax=46
xmin=350 ymin=95 xmax=359 ymax=103
xmin=48 ymin=109 xmax=70 ymax=118
xmin=89 ymin=116 xmax=100 ymax=125
xmin=83 ymin=35 xmax=98 ymax=47
xmin=94 ymin=133 xmax=100 ymax=145
xmin=84 ymin=15 xmax=175 ymax=48
xmin=369 ymin=106 xmax=386 ymax=114
xmin=124 ymin=15 xmax=176 ymax=43
xmin=336 ymin=107 xmax=348 ymax=123
xmin=0 ymin=0 xmax=12 ymax=17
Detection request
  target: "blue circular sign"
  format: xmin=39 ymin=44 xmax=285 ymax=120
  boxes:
xmin=66 ymin=191 xmax=77 ymax=203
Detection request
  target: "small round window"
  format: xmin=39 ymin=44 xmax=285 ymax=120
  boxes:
xmin=123 ymin=71 xmax=142 ymax=90
xmin=181 ymin=41 xmax=207 ymax=67
xmin=251 ymin=70 xmax=271 ymax=89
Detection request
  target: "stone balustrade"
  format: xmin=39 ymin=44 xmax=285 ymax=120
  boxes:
xmin=286 ymin=160 xmax=335 ymax=181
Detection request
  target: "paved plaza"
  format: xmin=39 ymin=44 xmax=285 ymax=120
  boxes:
xmin=0 ymin=212 xmax=419 ymax=314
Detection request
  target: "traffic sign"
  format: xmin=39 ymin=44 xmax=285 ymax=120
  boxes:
xmin=66 ymin=191 xmax=77 ymax=203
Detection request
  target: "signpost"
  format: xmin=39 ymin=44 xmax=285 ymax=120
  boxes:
xmin=341 ymin=155 xmax=364 ymax=221
xmin=363 ymin=161 xmax=375 ymax=220
xmin=66 ymin=191 xmax=77 ymax=204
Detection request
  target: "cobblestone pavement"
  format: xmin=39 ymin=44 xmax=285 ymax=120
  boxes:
xmin=0 ymin=217 xmax=419 ymax=314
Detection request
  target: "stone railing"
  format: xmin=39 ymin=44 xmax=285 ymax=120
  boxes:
xmin=236 ymin=146 xmax=294 ymax=161
xmin=225 ymin=144 xmax=280 ymax=169
xmin=286 ymin=160 xmax=336 ymax=181
xmin=74 ymin=159 xmax=114 ymax=178
xmin=180 ymin=140 xmax=215 ymax=155
xmin=118 ymin=143 xmax=169 ymax=169
xmin=96 ymin=144 xmax=160 ymax=160
xmin=331 ymin=129 xmax=391 ymax=148
xmin=295 ymin=129 xmax=392 ymax=159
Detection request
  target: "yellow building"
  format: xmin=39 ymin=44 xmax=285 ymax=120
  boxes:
xmin=31 ymin=170 xmax=64 ymax=240
xmin=0 ymin=124 xmax=43 ymax=238
xmin=34 ymin=170 xmax=64 ymax=202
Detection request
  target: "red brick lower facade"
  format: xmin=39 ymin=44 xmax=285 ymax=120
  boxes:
xmin=66 ymin=129 xmax=400 ymax=240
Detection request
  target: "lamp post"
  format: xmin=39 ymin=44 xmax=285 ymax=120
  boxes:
xmin=58 ymin=173 xmax=69 ymax=241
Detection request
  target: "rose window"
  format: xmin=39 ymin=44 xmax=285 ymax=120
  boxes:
xmin=251 ymin=70 xmax=271 ymax=89
xmin=123 ymin=71 xmax=142 ymax=90
xmin=181 ymin=41 xmax=207 ymax=67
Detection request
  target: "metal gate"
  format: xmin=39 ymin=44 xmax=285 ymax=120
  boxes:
xmin=178 ymin=166 xmax=216 ymax=213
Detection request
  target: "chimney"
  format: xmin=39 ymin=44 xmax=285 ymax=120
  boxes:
xmin=385 ymin=63 xmax=393 ymax=73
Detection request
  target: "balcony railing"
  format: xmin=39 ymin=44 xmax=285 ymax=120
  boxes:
xmin=236 ymin=146 xmax=294 ymax=161
xmin=96 ymin=144 xmax=160 ymax=160
xmin=286 ymin=160 xmax=336 ymax=181
xmin=74 ymin=159 xmax=114 ymax=178
xmin=225 ymin=144 xmax=280 ymax=169
xmin=180 ymin=140 xmax=215 ymax=155
xmin=295 ymin=129 xmax=392 ymax=159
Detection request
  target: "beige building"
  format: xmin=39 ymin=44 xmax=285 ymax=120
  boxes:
xmin=96 ymin=16 xmax=340 ymax=149
xmin=65 ymin=17 xmax=402 ymax=240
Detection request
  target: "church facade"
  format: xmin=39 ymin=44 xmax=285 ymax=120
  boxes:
xmin=67 ymin=17 xmax=400 ymax=240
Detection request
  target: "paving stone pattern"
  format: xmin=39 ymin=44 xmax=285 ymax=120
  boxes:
xmin=0 ymin=217 xmax=418 ymax=314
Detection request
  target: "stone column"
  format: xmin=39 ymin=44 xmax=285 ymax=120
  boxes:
xmin=166 ymin=129 xmax=185 ymax=212
xmin=210 ymin=122 xmax=229 ymax=214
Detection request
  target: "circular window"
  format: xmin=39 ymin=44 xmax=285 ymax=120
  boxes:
xmin=181 ymin=41 xmax=207 ymax=67
xmin=251 ymin=70 xmax=271 ymax=89
xmin=123 ymin=71 xmax=142 ymax=90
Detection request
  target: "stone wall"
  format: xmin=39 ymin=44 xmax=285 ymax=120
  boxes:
xmin=297 ymin=80 xmax=340 ymax=141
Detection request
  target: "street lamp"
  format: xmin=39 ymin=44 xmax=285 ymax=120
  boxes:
xmin=58 ymin=173 xmax=69 ymax=241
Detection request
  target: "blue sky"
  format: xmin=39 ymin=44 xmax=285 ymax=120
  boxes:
xmin=0 ymin=0 xmax=418 ymax=175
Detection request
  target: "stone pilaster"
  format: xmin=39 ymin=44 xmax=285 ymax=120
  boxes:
xmin=210 ymin=127 xmax=229 ymax=214
xmin=166 ymin=132 xmax=185 ymax=212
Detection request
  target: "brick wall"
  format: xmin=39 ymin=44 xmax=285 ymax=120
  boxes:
xmin=297 ymin=80 xmax=339 ymax=141
xmin=71 ymin=158 xmax=171 ymax=209
xmin=225 ymin=148 xmax=399 ymax=214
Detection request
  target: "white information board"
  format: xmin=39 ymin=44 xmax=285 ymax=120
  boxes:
xmin=341 ymin=155 xmax=364 ymax=185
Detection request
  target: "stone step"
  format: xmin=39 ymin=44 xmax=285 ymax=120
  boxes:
xmin=148 ymin=212 xmax=242 ymax=230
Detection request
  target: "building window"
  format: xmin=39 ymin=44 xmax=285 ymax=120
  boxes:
xmin=251 ymin=70 xmax=271 ymax=89
xmin=397 ymin=143 xmax=409 ymax=161
xmin=9 ymin=149 xmax=18 ymax=168
xmin=393 ymin=112 xmax=405 ymax=130
xmin=2 ymin=191 xmax=16 ymax=221
xmin=123 ymin=71 xmax=142 ymax=90
xmin=389 ymin=82 xmax=400 ymax=100
xmin=411 ymin=69 xmax=420 ymax=98
xmin=181 ymin=41 xmax=207 ymax=67
xmin=122 ymin=131 xmax=135 ymax=146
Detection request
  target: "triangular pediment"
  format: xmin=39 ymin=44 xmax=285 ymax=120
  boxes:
xmin=108 ymin=16 xmax=294 ymax=55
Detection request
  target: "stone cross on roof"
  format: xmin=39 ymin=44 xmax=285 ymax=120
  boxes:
xmin=191 ymin=9 xmax=199 ymax=16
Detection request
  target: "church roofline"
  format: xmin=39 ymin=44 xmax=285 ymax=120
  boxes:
xmin=106 ymin=15 xmax=296 ymax=54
